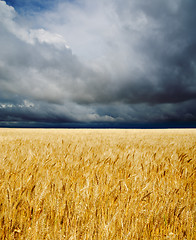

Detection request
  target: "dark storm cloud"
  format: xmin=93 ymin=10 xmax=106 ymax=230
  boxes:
xmin=70 ymin=0 xmax=196 ymax=106
xmin=0 ymin=0 xmax=196 ymax=126
xmin=0 ymin=102 xmax=74 ymax=123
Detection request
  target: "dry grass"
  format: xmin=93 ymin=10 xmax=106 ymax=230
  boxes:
xmin=0 ymin=128 xmax=195 ymax=239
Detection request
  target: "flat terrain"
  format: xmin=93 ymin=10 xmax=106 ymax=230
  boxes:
xmin=0 ymin=129 xmax=195 ymax=239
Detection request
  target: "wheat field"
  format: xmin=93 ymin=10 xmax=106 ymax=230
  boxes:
xmin=0 ymin=128 xmax=195 ymax=239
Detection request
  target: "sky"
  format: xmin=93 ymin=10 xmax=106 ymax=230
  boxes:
xmin=0 ymin=0 xmax=196 ymax=128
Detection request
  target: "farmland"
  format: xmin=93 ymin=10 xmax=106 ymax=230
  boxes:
xmin=0 ymin=129 xmax=195 ymax=239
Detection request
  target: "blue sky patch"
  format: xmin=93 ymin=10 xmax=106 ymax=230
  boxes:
xmin=4 ymin=0 xmax=63 ymax=14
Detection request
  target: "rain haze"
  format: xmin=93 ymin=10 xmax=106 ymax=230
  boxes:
xmin=0 ymin=0 xmax=196 ymax=128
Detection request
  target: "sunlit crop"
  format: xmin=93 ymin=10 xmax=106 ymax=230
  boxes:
xmin=0 ymin=129 xmax=195 ymax=239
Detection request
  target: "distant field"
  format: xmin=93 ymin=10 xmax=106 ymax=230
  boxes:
xmin=0 ymin=129 xmax=195 ymax=239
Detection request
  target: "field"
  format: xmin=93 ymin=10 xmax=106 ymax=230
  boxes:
xmin=0 ymin=128 xmax=195 ymax=239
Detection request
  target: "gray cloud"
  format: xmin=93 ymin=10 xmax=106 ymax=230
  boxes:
xmin=0 ymin=0 xmax=196 ymax=126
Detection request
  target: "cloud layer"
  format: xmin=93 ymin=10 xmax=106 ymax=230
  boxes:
xmin=0 ymin=0 xmax=196 ymax=127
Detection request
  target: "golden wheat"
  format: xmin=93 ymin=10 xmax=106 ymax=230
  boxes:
xmin=0 ymin=128 xmax=195 ymax=239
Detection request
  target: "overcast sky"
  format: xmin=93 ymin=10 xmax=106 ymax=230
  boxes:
xmin=0 ymin=0 xmax=196 ymax=127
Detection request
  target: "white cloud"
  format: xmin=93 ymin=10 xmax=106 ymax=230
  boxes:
xmin=0 ymin=1 xmax=69 ymax=48
xmin=87 ymin=113 xmax=115 ymax=122
xmin=0 ymin=103 xmax=14 ymax=108
xmin=29 ymin=28 xmax=69 ymax=49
